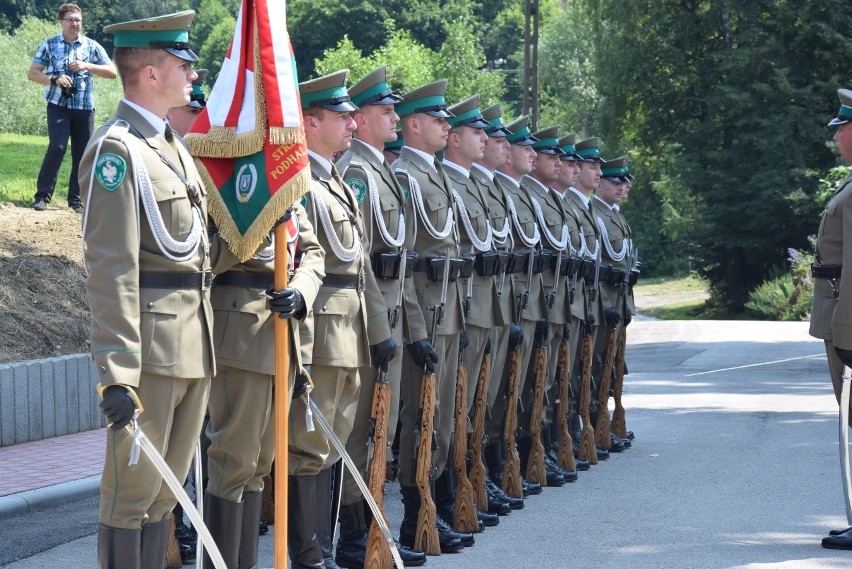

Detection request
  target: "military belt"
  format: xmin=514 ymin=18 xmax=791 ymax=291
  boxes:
xmin=321 ymin=274 xmax=361 ymax=289
xmin=475 ymin=251 xmax=505 ymax=276
xmin=811 ymin=264 xmax=842 ymax=279
xmin=139 ymin=270 xmax=213 ymax=290
xmin=505 ymin=251 xmax=527 ymax=274
xmin=603 ymin=268 xmax=627 ymax=286
xmin=371 ymin=251 xmax=418 ymax=279
xmin=213 ymin=271 xmax=273 ymax=290
xmin=413 ymin=257 xmax=463 ymax=283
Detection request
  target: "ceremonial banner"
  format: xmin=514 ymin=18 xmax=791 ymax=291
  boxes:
xmin=186 ymin=0 xmax=308 ymax=261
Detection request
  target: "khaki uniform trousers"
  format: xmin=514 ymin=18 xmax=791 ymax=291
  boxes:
xmin=397 ymin=331 xmax=459 ymax=488
xmin=341 ymin=338 xmax=404 ymax=506
xmin=464 ymin=323 xmax=491 ymax=415
xmin=205 ymin=366 xmax=275 ymax=502
xmin=825 ymin=340 xmax=852 ymax=427
xmin=289 ymin=364 xmax=361 ymax=475
xmin=519 ymin=322 xmax=560 ymax=431
xmin=486 ymin=322 xmax=512 ymax=441
xmin=100 ymin=373 xmax=210 ymax=529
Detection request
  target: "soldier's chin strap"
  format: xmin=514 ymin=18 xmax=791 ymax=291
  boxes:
xmin=302 ymin=390 xmax=405 ymax=569
xmin=840 ymin=366 xmax=852 ymax=525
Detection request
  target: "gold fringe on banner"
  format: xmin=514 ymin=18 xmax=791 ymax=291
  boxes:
xmin=196 ymin=157 xmax=311 ymax=262
xmin=268 ymin=126 xmax=305 ymax=145
xmin=186 ymin=126 xmax=266 ymax=159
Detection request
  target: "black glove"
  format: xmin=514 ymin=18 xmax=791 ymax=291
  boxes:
xmin=407 ymin=338 xmax=439 ymax=372
xmin=100 ymin=385 xmax=137 ymax=431
xmin=268 ymin=287 xmax=305 ymax=319
xmin=623 ymin=312 xmax=633 ymax=327
xmin=604 ymin=307 xmax=620 ymax=329
xmin=562 ymin=323 xmax=571 ymax=341
xmin=273 ymin=207 xmax=293 ymax=228
xmin=293 ymin=366 xmax=311 ymax=399
xmin=371 ymin=338 xmax=397 ymax=372
xmin=837 ymin=347 xmax=852 ymax=368
xmin=459 ymin=329 xmax=469 ymax=352
xmin=484 ymin=336 xmax=492 ymax=355
xmin=585 ymin=313 xmax=596 ymax=328
xmin=508 ymin=324 xmax=524 ymax=350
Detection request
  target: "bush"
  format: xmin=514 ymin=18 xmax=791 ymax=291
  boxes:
xmin=744 ymin=245 xmax=813 ymax=321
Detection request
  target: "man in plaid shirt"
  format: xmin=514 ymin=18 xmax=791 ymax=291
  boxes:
xmin=27 ymin=2 xmax=116 ymax=213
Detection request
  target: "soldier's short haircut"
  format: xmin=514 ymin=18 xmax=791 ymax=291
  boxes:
xmin=113 ymin=47 xmax=169 ymax=90
xmin=302 ymin=106 xmax=326 ymax=120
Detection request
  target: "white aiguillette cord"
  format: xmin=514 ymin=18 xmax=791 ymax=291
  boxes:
xmin=840 ymin=366 xmax=852 ymax=525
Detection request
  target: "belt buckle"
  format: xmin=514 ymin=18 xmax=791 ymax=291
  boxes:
xmin=201 ymin=270 xmax=213 ymax=291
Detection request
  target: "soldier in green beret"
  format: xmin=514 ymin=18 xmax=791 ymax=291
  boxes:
xmin=384 ymin=130 xmax=403 ymax=164
xmin=81 ymin=11 xmax=212 ymax=568
xmin=291 ymin=69 xmax=395 ymax=569
xmin=167 ymin=68 xmax=207 ymax=136
xmin=334 ymin=66 xmax=429 ymax=569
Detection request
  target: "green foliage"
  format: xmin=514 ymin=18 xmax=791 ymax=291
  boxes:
xmin=744 ymin=246 xmax=814 ymax=321
xmin=434 ymin=22 xmax=504 ymax=105
xmin=816 ymin=164 xmax=852 ymax=210
xmin=198 ymin=16 xmax=235 ymax=80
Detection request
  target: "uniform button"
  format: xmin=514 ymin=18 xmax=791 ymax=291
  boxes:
xmin=322 ymin=306 xmax=327 ymax=312
xmin=147 ymin=302 xmax=154 ymax=308
xmin=99 ymin=366 xmax=107 ymax=373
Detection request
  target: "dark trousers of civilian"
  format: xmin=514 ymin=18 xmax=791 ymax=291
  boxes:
xmin=35 ymin=103 xmax=94 ymax=207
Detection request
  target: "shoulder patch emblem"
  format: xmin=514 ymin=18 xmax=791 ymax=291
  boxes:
xmin=346 ymin=177 xmax=367 ymax=205
xmin=401 ymin=185 xmax=410 ymax=205
xmin=95 ymin=153 xmax=126 ymax=191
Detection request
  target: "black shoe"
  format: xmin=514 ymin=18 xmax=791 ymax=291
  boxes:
xmin=179 ymin=541 xmax=196 ymax=564
xmin=70 ymin=202 xmax=84 ymax=214
xmin=572 ymin=440 xmax=581 ymax=459
xmin=477 ymin=509 xmax=499 ymax=527
xmin=574 ymin=458 xmax=590 ymax=471
xmin=486 ymin=479 xmax=523 ymax=510
xmin=612 ymin=432 xmax=631 ymax=449
xmin=259 ymin=521 xmax=269 ymax=535
xmin=543 ymin=462 xmax=566 ymax=487
xmin=822 ymin=527 xmax=852 ymax=550
xmin=830 ymin=526 xmax=852 ymax=536
xmin=608 ymin=436 xmax=626 ymax=453
xmin=436 ymin=516 xmax=474 ymax=548
xmin=32 ymin=199 xmax=47 ymax=211
xmin=626 ymin=430 xmax=635 ymax=440
xmin=521 ymin=477 xmax=542 ymax=496
xmin=544 ymin=456 xmax=577 ymax=482
xmin=596 ymin=448 xmax=610 ymax=461
xmin=397 ymin=542 xmax=427 ymax=566
xmin=486 ymin=491 xmax=512 ymax=516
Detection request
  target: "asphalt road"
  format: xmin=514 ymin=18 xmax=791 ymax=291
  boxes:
xmin=3 ymin=319 xmax=852 ymax=568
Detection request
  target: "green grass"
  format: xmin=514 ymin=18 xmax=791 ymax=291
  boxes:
xmin=0 ymin=133 xmax=70 ymax=205
xmin=633 ymin=273 xmax=707 ymax=295
xmin=642 ymin=299 xmax=713 ymax=320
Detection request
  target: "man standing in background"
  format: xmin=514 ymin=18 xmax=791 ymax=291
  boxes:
xmin=28 ymin=2 xmax=116 ymax=213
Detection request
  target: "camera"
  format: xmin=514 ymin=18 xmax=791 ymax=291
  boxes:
xmin=60 ymin=85 xmax=77 ymax=99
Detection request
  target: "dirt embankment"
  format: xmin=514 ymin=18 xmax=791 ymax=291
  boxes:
xmin=0 ymin=203 xmax=89 ymax=363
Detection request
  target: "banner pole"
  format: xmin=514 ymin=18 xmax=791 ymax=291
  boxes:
xmin=273 ymin=224 xmax=290 ymax=567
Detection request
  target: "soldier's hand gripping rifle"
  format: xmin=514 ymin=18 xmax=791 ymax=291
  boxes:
xmin=468 ymin=333 xmax=491 ymax=513
xmin=579 ymin=248 xmax=602 ymax=465
xmin=364 ymin=249 xmax=407 ymax=569
xmin=451 ymin=326 xmax=478 ymax=532
xmin=413 ymin=252 xmax=452 ymax=555
xmin=612 ymin=245 xmax=638 ymax=440
xmin=525 ymin=318 xmax=549 ymax=485
xmin=500 ymin=249 xmax=535 ymax=497
xmin=555 ymin=322 xmax=577 ymax=473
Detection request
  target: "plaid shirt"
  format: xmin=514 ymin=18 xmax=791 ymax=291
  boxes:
xmin=32 ymin=33 xmax=110 ymax=111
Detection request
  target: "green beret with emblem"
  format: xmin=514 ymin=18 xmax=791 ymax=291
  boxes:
xmin=300 ymin=69 xmax=357 ymax=112
xmin=829 ymin=88 xmax=852 ymax=127
xmin=396 ymin=80 xmax=454 ymax=119
xmin=504 ymin=115 xmax=538 ymax=146
xmin=601 ymin=155 xmax=630 ymax=181
xmin=531 ymin=126 xmax=564 ymax=155
xmin=575 ymin=137 xmax=605 ymax=163
xmin=385 ymin=130 xmax=404 ymax=155
xmin=558 ymin=133 xmax=581 ymax=161
xmin=447 ymin=94 xmax=492 ymax=129
xmin=349 ymin=66 xmax=403 ymax=107
xmin=104 ymin=10 xmax=199 ymax=62
xmin=481 ymin=103 xmax=512 ymax=138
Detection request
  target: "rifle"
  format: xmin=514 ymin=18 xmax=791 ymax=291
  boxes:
xmin=595 ymin=313 xmax=617 ymax=450
xmin=413 ymin=251 xmax=452 ymax=555
xmin=611 ymin=244 xmax=637 ymax=440
xmin=578 ymin=248 xmax=602 ymax=465
xmin=525 ymin=319 xmax=549 ymax=486
xmin=555 ymin=323 xmax=577 ymax=473
xmin=364 ymin=249 xmax=407 ymax=569
xmin=468 ymin=334 xmax=491 ymax=513
xmin=500 ymin=249 xmax=535 ymax=497
xmin=451 ymin=329 xmax=478 ymax=532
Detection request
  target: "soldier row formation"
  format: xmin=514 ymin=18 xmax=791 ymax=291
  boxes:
xmin=79 ymin=10 xmax=640 ymax=569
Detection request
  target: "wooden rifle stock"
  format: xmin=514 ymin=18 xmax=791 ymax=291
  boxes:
xmin=501 ymin=344 xmax=523 ymax=498
xmin=414 ymin=371 xmax=440 ymax=555
xmin=611 ymin=329 xmax=628 ymax=439
xmin=555 ymin=334 xmax=577 ymax=472
xmin=451 ymin=342 xmax=478 ymax=533
xmin=595 ymin=326 xmax=617 ymax=449
xmin=525 ymin=320 xmax=548 ymax=486
xmin=364 ymin=371 xmax=393 ymax=569
xmin=469 ymin=340 xmax=491 ymax=511
xmin=579 ymin=331 xmax=598 ymax=464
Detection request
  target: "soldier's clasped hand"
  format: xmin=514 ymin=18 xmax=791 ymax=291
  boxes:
xmin=371 ymin=338 xmax=397 ymax=372
xmin=100 ymin=385 xmax=137 ymax=431
xmin=407 ymin=339 xmax=439 ymax=373
xmin=268 ymin=287 xmax=305 ymax=319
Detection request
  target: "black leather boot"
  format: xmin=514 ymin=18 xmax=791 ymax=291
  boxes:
xmin=435 ymin=469 xmax=483 ymax=534
xmin=399 ymin=484 xmax=463 ymax=554
xmin=288 ymin=474 xmax=324 ymax=569
xmin=360 ymin=496 xmax=426 ymax=567
xmin=98 ymin=523 xmax=142 ymax=569
xmin=543 ymin=426 xmax=577 ymax=482
xmin=141 ymin=516 xmax=171 ymax=569
xmin=315 ymin=467 xmax=342 ymax=569
xmin=239 ymin=491 xmax=263 ymax=569
xmin=334 ymin=501 xmax=367 ymax=569
xmin=202 ymin=493 xmax=243 ymax=569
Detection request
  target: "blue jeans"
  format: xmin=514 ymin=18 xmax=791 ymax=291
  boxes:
xmin=34 ymin=103 xmax=95 ymax=206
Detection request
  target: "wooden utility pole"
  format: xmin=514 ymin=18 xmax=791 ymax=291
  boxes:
xmin=523 ymin=0 xmax=540 ymax=130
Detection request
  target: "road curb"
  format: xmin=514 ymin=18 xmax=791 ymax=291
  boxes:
xmin=0 ymin=475 xmax=100 ymax=519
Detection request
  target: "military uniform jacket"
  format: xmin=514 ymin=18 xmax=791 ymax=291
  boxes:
xmin=521 ymin=175 xmax=571 ymax=325
xmin=394 ymin=147 xmax=463 ymax=336
xmin=443 ymin=160 xmax=501 ymax=330
xmin=563 ymin=188 xmax=603 ymax=323
xmin=306 ymin=156 xmax=391 ymax=367
xmin=614 ymin=206 xmax=636 ymax=318
xmin=471 ymin=164 xmax=513 ymax=327
xmin=557 ymin=194 xmax=587 ymax=321
xmin=495 ymin=170 xmax=544 ymax=323
xmin=811 ymin=172 xmax=852 ymax=346
xmin=592 ymin=196 xmax=631 ymax=315
xmin=209 ymin=203 xmax=325 ymax=376
xmin=337 ymin=139 xmax=427 ymax=342
xmin=80 ymin=100 xmax=214 ymax=387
